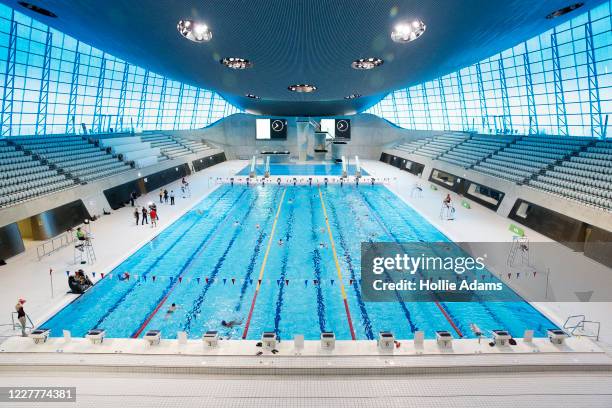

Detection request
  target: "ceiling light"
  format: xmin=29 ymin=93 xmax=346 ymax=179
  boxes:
xmin=351 ymin=58 xmax=384 ymax=70
xmin=344 ymin=93 xmax=362 ymax=99
xmin=221 ymin=57 xmax=253 ymax=69
xmin=18 ymin=2 xmax=57 ymax=17
xmin=391 ymin=20 xmax=426 ymax=43
xmin=245 ymin=93 xmax=260 ymax=99
xmin=288 ymin=84 xmax=317 ymax=93
xmin=546 ymin=3 xmax=584 ymax=19
xmin=177 ymin=19 xmax=212 ymax=42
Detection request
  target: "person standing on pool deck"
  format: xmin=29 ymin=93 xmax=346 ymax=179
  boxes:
xmin=170 ymin=190 xmax=175 ymax=205
xmin=163 ymin=189 xmax=168 ymax=204
xmin=141 ymin=207 xmax=148 ymax=225
xmin=159 ymin=189 xmax=164 ymax=204
xmin=134 ymin=208 xmax=139 ymax=225
xmin=15 ymin=298 xmax=27 ymax=337
xmin=150 ymin=208 xmax=157 ymax=228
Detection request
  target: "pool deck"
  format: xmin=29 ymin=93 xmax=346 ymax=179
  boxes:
xmin=0 ymin=160 xmax=610 ymax=354
xmin=1 ymin=159 xmax=612 ymax=406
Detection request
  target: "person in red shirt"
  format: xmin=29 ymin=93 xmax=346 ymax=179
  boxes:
xmin=150 ymin=208 xmax=157 ymax=227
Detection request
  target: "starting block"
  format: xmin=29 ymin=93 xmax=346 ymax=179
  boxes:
xmin=30 ymin=328 xmax=50 ymax=344
xmin=86 ymin=329 xmax=105 ymax=344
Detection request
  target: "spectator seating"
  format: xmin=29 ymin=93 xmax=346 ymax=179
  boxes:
xmin=0 ymin=139 xmax=76 ymax=207
xmin=438 ymin=135 xmax=514 ymax=168
xmin=11 ymin=134 xmax=131 ymax=183
xmin=392 ymin=133 xmax=610 ymax=211
xmin=173 ymin=135 xmax=214 ymax=155
xmin=394 ymin=137 xmax=432 ymax=154
xmin=411 ymin=133 xmax=467 ymax=159
xmin=528 ymin=140 xmax=612 ymax=210
xmin=140 ymin=133 xmax=192 ymax=160
xmin=473 ymin=136 xmax=591 ymax=184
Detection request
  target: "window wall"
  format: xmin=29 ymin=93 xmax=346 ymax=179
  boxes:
xmin=0 ymin=3 xmax=241 ymax=137
xmin=366 ymin=1 xmax=612 ymax=138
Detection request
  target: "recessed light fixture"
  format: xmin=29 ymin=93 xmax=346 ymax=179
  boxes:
xmin=344 ymin=93 xmax=362 ymax=99
xmin=220 ymin=57 xmax=253 ymax=69
xmin=177 ymin=19 xmax=212 ymax=43
xmin=546 ymin=3 xmax=584 ymax=19
xmin=351 ymin=58 xmax=384 ymax=70
xmin=288 ymin=84 xmax=317 ymax=93
xmin=391 ymin=20 xmax=426 ymax=43
xmin=18 ymin=2 xmax=57 ymax=17
xmin=245 ymin=93 xmax=260 ymax=99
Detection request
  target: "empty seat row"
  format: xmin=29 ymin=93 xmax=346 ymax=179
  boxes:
xmin=529 ymin=180 xmax=612 ymax=210
xmin=0 ymin=179 xmax=75 ymax=207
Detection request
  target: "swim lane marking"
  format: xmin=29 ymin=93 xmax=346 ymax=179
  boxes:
xmin=317 ymin=187 xmax=356 ymax=340
xmin=242 ymin=188 xmax=287 ymax=339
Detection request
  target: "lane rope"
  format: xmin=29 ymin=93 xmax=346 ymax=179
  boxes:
xmin=317 ymin=187 xmax=356 ymax=340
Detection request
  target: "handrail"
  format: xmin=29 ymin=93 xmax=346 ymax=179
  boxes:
xmin=36 ymin=230 xmax=75 ymax=260
xmin=11 ymin=312 xmax=34 ymax=331
xmin=563 ymin=314 xmax=600 ymax=341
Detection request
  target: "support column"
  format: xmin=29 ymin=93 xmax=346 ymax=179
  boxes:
xmin=35 ymin=27 xmax=52 ymax=136
xmin=1 ymin=10 xmax=17 ymax=137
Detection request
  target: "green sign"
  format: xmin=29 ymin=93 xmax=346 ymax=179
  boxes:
xmin=461 ymin=200 xmax=471 ymax=209
xmin=430 ymin=184 xmax=438 ymax=191
xmin=509 ymin=224 xmax=525 ymax=237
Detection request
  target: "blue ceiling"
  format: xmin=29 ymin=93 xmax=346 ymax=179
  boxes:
xmin=6 ymin=0 xmax=603 ymax=116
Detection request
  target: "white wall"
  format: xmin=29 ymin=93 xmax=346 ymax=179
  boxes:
xmin=169 ymin=113 xmax=437 ymax=160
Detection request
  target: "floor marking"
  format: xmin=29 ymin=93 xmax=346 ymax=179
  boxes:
xmin=242 ymin=188 xmax=287 ymax=339
xmin=318 ymin=187 xmax=356 ymax=340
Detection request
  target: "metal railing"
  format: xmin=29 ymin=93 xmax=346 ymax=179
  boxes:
xmin=36 ymin=231 xmax=75 ymax=260
xmin=563 ymin=314 xmax=600 ymax=341
xmin=11 ymin=312 xmax=34 ymax=331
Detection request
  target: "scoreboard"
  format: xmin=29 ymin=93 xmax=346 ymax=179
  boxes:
xmin=320 ymin=118 xmax=351 ymax=140
xmin=256 ymin=118 xmax=288 ymax=140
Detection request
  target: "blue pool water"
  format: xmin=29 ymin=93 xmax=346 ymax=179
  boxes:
xmin=236 ymin=163 xmax=368 ymax=176
xmin=42 ymin=184 xmax=555 ymax=340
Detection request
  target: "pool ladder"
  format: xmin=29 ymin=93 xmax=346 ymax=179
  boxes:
xmin=563 ymin=314 xmax=600 ymax=341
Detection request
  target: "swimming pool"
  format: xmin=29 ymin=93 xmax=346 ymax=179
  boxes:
xmin=237 ymin=163 xmax=368 ymax=176
xmin=42 ymin=184 xmax=556 ymax=340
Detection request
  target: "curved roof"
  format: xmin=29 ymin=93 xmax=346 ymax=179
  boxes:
xmin=9 ymin=0 xmax=603 ymax=116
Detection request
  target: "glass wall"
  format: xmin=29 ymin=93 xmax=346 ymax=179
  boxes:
xmin=366 ymin=1 xmax=612 ymax=138
xmin=0 ymin=3 xmax=241 ymax=137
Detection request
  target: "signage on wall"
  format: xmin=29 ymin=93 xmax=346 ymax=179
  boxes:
xmin=256 ymin=118 xmax=288 ymax=140
xmin=321 ymin=118 xmax=351 ymax=140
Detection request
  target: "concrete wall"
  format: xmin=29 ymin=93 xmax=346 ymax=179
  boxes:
xmin=168 ymin=113 xmax=438 ymax=160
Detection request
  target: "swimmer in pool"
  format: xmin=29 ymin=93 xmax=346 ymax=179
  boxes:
xmin=233 ymin=220 xmax=240 ymax=227
xmin=164 ymin=303 xmax=178 ymax=319
xmin=255 ymin=223 xmax=260 ymax=230
xmin=221 ymin=319 xmax=243 ymax=328
xmin=319 ymin=242 xmax=327 ymax=249
xmin=278 ymin=238 xmax=284 ymax=246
